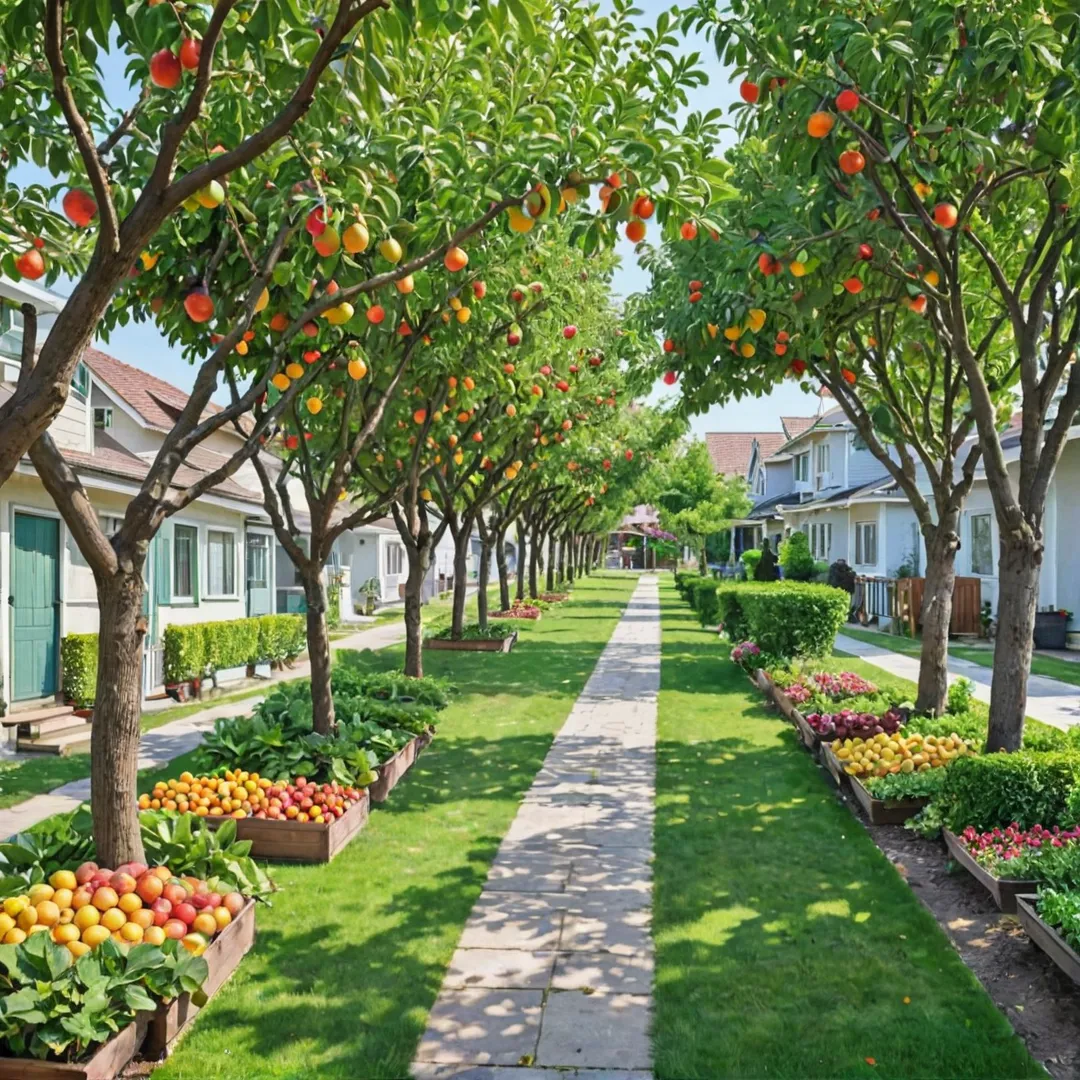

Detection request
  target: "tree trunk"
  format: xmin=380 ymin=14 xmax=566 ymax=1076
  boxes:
xmin=496 ymin=528 xmax=512 ymax=612
xmin=914 ymin=524 xmax=959 ymax=717
xmin=92 ymin=571 xmax=148 ymax=867
xmin=986 ymin=534 xmax=1042 ymax=751
xmin=557 ymin=536 xmax=566 ymax=585
xmin=477 ymin=538 xmax=492 ymax=629
xmin=699 ymin=540 xmax=708 ymax=574
xmin=567 ymin=533 xmax=576 ymax=583
xmin=546 ymin=533 xmax=557 ymax=593
xmin=516 ymin=524 xmax=527 ymax=601
xmin=403 ymin=539 xmax=430 ymax=678
xmin=582 ymin=535 xmax=591 ymax=576
xmin=302 ymin=569 xmax=336 ymax=734
xmin=528 ymin=531 xmax=540 ymax=599
xmin=451 ymin=529 xmax=470 ymax=638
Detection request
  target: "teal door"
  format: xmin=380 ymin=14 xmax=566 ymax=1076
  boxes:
xmin=11 ymin=513 xmax=60 ymax=701
xmin=246 ymin=534 xmax=272 ymax=616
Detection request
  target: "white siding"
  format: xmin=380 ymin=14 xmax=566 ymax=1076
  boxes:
xmin=1053 ymin=441 xmax=1080 ymax=620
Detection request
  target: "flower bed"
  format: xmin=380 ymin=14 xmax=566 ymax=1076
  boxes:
xmin=490 ymin=603 xmax=542 ymax=620
xmin=425 ymin=626 xmax=518 ymax=652
xmin=1016 ymin=891 xmax=1080 ymax=985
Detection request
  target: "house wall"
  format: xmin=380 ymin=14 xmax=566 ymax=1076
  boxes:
xmin=846 ymin=434 xmax=893 ymax=489
xmin=783 ymin=505 xmax=849 ymax=563
xmin=50 ymin=392 xmax=91 ymax=453
xmin=885 ymin=503 xmax=923 ymax=577
xmin=1053 ymin=440 xmax=1080 ymax=619
xmin=763 ymin=458 xmax=793 ymax=500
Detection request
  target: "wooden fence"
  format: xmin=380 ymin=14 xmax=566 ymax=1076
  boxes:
xmin=854 ymin=575 xmax=982 ymax=636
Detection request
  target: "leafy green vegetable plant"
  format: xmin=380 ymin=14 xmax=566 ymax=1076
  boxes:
xmin=1037 ymin=887 xmax=1080 ymax=952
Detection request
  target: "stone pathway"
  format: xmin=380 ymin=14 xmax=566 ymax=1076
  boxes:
xmin=412 ymin=576 xmax=660 ymax=1080
xmin=836 ymin=632 xmax=1080 ymax=731
xmin=0 ymin=619 xmax=406 ymax=839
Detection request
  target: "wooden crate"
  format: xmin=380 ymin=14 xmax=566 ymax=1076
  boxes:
xmin=942 ymin=828 xmax=1039 ymax=914
xmin=0 ymin=1015 xmax=148 ymax=1080
xmin=425 ymin=631 xmax=518 ymax=653
xmin=206 ymin=790 xmax=370 ymax=862
xmin=848 ymin=776 xmax=929 ymax=826
xmin=142 ymin=898 xmax=257 ymax=1059
xmin=369 ymin=733 xmax=427 ymax=804
xmin=1016 ymin=894 xmax=1080 ymax=985
xmin=819 ymin=742 xmax=849 ymax=789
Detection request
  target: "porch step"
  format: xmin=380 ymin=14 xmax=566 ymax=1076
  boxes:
xmin=16 ymin=725 xmax=93 ymax=756
xmin=0 ymin=703 xmax=74 ymax=728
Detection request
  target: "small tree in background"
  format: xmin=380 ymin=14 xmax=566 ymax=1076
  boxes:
xmin=754 ymin=538 xmax=778 ymax=581
xmin=779 ymin=532 xmax=816 ymax=582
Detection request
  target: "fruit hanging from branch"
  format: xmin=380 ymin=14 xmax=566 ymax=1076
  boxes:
xmin=62 ymin=188 xmax=97 ymax=227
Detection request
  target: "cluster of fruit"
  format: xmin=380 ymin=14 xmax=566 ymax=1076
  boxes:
xmin=0 ymin=863 xmax=244 ymax=958
xmin=139 ymin=771 xmax=364 ymax=824
xmin=832 ymin=731 xmax=975 ymax=778
xmin=807 ymin=708 xmax=903 ymax=740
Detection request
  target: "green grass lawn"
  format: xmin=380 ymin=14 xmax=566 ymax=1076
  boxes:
xmin=152 ymin=571 xmax=636 ymax=1080
xmin=841 ymin=623 xmax=1080 ymax=689
xmin=652 ymin=580 xmax=1041 ymax=1080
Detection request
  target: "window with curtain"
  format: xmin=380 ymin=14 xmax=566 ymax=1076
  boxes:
xmin=173 ymin=525 xmax=198 ymax=600
xmin=794 ymin=453 xmax=809 ymax=482
xmin=855 ymin=521 xmax=878 ymax=566
xmin=207 ymin=530 xmax=236 ymax=596
xmin=246 ymin=535 xmax=268 ymax=588
xmin=386 ymin=543 xmax=404 ymax=575
xmin=971 ymin=514 xmax=993 ymax=576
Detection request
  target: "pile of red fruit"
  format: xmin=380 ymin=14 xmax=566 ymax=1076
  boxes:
xmin=257 ymin=778 xmax=364 ymax=824
xmin=806 ymin=708 xmax=904 ymax=740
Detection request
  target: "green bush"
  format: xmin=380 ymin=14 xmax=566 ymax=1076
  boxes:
xmin=932 ymin=751 xmax=1080 ymax=832
xmin=740 ymin=549 xmax=762 ymax=575
xmin=683 ymin=577 xmax=720 ymax=626
xmin=163 ymin=614 xmax=305 ymax=683
xmin=713 ymin=581 xmax=848 ymax=658
xmin=60 ymin=634 xmax=98 ymax=707
xmin=779 ymin=531 xmax=817 ymax=581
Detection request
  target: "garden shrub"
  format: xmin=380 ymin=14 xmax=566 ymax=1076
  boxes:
xmin=60 ymin=634 xmax=98 ymax=707
xmin=716 ymin=585 xmax=750 ymax=642
xmin=779 ymin=530 xmax=817 ymax=581
xmin=931 ymin=751 xmax=1080 ymax=832
xmin=163 ymin=614 xmax=305 ymax=683
xmin=740 ymin=548 xmax=762 ymax=576
xmin=714 ymin=581 xmax=848 ymax=657
xmin=683 ymin=577 xmax=720 ymax=626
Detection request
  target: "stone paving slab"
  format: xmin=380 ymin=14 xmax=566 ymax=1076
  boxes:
xmin=414 ymin=576 xmax=660 ymax=1079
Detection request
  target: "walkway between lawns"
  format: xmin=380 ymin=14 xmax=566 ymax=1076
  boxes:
xmin=0 ymin=619 xmax=406 ymax=839
xmin=412 ymin=575 xmax=659 ymax=1080
xmin=652 ymin=584 xmax=1042 ymax=1079
xmin=152 ymin=572 xmax=641 ymax=1080
xmin=836 ymin=631 xmax=1080 ymax=732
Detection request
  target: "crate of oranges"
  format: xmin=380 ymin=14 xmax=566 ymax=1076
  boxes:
xmin=139 ymin=769 xmax=273 ymax=819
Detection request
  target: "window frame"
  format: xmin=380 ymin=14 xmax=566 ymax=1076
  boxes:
xmin=386 ymin=541 xmax=404 ymax=576
xmin=205 ymin=527 xmax=238 ymax=599
xmin=794 ymin=453 xmax=810 ymax=482
xmin=245 ymin=533 xmax=269 ymax=590
xmin=814 ymin=442 xmax=831 ymax=487
xmin=71 ymin=361 xmax=91 ymax=402
xmin=970 ymin=513 xmax=994 ymax=577
xmin=173 ymin=523 xmax=199 ymax=603
xmin=855 ymin=520 xmax=878 ymax=567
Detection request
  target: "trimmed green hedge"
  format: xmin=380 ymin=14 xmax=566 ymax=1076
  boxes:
xmin=710 ymin=581 xmax=849 ymax=658
xmin=60 ymin=634 xmax=98 ymax=707
xmin=163 ymin=614 xmax=305 ymax=683
xmin=932 ymin=751 xmax=1080 ymax=832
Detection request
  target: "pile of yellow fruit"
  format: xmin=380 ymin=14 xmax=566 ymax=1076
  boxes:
xmin=139 ymin=769 xmax=272 ymax=818
xmin=832 ymin=731 xmax=974 ymax=779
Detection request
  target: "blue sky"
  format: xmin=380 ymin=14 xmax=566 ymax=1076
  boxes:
xmin=28 ymin=1 xmax=819 ymax=438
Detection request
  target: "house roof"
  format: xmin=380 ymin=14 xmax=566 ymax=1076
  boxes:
xmin=81 ymin=348 xmax=231 ymax=434
xmin=60 ymin=431 xmax=264 ymax=505
xmin=779 ymin=475 xmax=899 ymax=512
xmin=705 ymin=432 xmax=788 ymax=477
xmin=617 ymin=504 xmax=660 ymax=529
xmin=780 ymin=416 xmax=818 ymax=440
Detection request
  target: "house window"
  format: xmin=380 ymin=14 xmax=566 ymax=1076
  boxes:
xmin=809 ymin=522 xmax=832 ymax=560
xmin=794 ymin=453 xmax=810 ymax=482
xmin=386 ymin=542 xmax=404 ymax=576
xmin=246 ymin=535 xmax=268 ymax=589
xmin=93 ymin=407 xmax=113 ymax=430
xmin=815 ymin=442 xmax=831 ymax=487
xmin=206 ymin=530 xmax=236 ymax=596
xmin=971 ymin=514 xmax=993 ymax=576
xmin=855 ymin=521 xmax=878 ymax=566
xmin=71 ymin=361 xmax=90 ymax=402
xmin=754 ymin=469 xmax=766 ymax=496
xmin=173 ymin=524 xmax=198 ymax=600
xmin=100 ymin=514 xmax=124 ymax=537
xmin=0 ymin=305 xmax=23 ymax=359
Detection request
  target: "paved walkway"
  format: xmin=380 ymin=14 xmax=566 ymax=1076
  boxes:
xmin=836 ymin=632 xmax=1080 ymax=731
xmin=412 ymin=576 xmax=660 ymax=1080
xmin=0 ymin=620 xmax=406 ymax=839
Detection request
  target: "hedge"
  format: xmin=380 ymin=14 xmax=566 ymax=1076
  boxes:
xmin=60 ymin=633 xmax=98 ymax=708
xmin=163 ymin=614 xmax=305 ymax=684
xmin=710 ymin=581 xmax=850 ymax=658
xmin=683 ymin=577 xmax=721 ymax=627
xmin=932 ymin=751 xmax=1080 ymax=832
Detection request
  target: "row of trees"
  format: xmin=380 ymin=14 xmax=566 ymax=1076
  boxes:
xmin=639 ymin=0 xmax=1080 ymax=751
xmin=0 ymin=0 xmax=724 ymax=861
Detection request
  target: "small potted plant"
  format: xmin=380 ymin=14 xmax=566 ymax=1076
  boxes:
xmin=361 ymin=576 xmax=380 ymax=616
xmin=1033 ymin=606 xmax=1071 ymax=650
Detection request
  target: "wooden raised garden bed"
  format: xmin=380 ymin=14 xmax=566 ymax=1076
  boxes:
xmin=849 ymin=776 xmax=929 ymax=826
xmin=0 ymin=1015 xmax=149 ymax=1080
xmin=369 ymin=732 xmax=430 ymax=803
xmin=1016 ymin=894 xmax=1080 ymax=985
xmin=206 ymin=790 xmax=370 ymax=863
xmin=143 ymin=898 xmax=257 ymax=1059
xmin=819 ymin=742 xmax=849 ymax=789
xmin=424 ymin=631 xmax=518 ymax=653
xmin=942 ymin=828 xmax=1040 ymax=914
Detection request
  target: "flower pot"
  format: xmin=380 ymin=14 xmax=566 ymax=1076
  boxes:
xmin=1033 ymin=611 xmax=1068 ymax=650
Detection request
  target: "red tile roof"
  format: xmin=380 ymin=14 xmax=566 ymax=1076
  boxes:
xmin=705 ymin=432 xmax=787 ymax=477
xmin=781 ymin=415 xmax=818 ymax=440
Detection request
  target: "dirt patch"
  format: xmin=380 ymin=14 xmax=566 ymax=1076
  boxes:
xmin=834 ymin=779 xmax=1080 ymax=1080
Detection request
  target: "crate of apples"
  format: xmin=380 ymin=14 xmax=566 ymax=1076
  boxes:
xmin=140 ymin=769 xmax=274 ymax=818
xmin=261 ymin=777 xmax=365 ymax=824
xmin=0 ymin=862 xmax=246 ymax=959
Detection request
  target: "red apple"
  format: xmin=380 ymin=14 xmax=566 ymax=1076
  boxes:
xmin=163 ymin=918 xmax=188 ymax=940
xmin=75 ymin=862 xmax=98 ymax=887
xmin=149 ymin=48 xmax=182 ymax=90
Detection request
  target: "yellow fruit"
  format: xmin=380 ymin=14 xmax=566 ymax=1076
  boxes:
xmin=49 ymin=870 xmax=77 ymax=891
xmin=74 ymin=905 xmax=101 ymax=931
xmin=66 ymin=940 xmax=91 ymax=958
xmin=707 ymin=323 xmax=719 ymax=339
xmin=271 ymin=373 xmax=291 ymax=392
xmin=120 ymin=922 xmax=144 ymax=943
xmin=140 ymin=250 xmax=159 ymax=271
xmin=81 ymin=925 xmax=111 ymax=948
xmin=449 ymin=296 xmax=462 ymax=311
xmin=740 ymin=342 xmax=756 ymax=358
xmin=3 ymin=897 xmax=27 ymax=918
xmin=285 ymin=362 xmax=305 ymax=380
xmin=348 ymin=359 xmax=367 ymax=381
xmin=16 ymin=907 xmax=37 ymax=932
xmin=0 ymin=915 xmax=14 ymax=937
xmin=456 ymin=307 xmax=471 ymax=324
xmin=2 ymin=928 xmax=26 ymax=945
xmin=306 ymin=396 xmax=323 ymax=415
xmin=255 ymin=286 xmax=270 ymax=313
xmin=747 ymin=308 xmax=766 ymax=332
xmin=378 ymin=237 xmax=403 ymax=264
xmin=28 ymin=884 xmax=54 ymax=905
xmin=343 ymin=220 xmax=370 ymax=254
xmin=100 ymin=908 xmax=127 ymax=933
xmin=118 ymin=893 xmax=143 ymax=915
xmin=507 ymin=206 xmax=535 ymax=233
xmin=789 ymin=260 xmax=807 ymax=277
xmin=326 ymin=302 xmax=354 ymax=325
xmin=52 ymin=924 xmax=81 ymax=945
xmin=35 ymin=901 xmax=60 ymax=927
xmin=723 ymin=325 xmax=742 ymax=341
